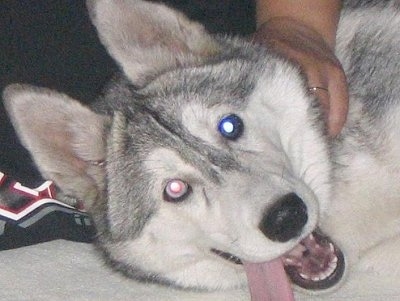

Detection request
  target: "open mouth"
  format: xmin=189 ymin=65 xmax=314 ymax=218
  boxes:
xmin=283 ymin=229 xmax=345 ymax=290
xmin=211 ymin=229 xmax=345 ymax=291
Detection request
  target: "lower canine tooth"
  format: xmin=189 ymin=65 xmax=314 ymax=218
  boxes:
xmin=312 ymin=275 xmax=322 ymax=281
xmin=300 ymin=273 xmax=310 ymax=280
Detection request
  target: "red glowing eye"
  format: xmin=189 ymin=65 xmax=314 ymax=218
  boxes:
xmin=164 ymin=179 xmax=191 ymax=202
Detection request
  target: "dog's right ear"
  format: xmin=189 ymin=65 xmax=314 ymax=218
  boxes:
xmin=87 ymin=0 xmax=220 ymax=87
xmin=3 ymin=84 xmax=110 ymax=208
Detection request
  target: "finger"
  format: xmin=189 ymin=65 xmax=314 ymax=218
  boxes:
xmin=308 ymin=86 xmax=330 ymax=124
xmin=326 ymin=67 xmax=349 ymax=137
xmin=304 ymin=65 xmax=331 ymax=125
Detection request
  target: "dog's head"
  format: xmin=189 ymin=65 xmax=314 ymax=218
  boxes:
xmin=3 ymin=0 xmax=345 ymax=297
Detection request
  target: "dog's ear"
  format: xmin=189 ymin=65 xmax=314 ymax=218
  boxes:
xmin=87 ymin=0 xmax=220 ymax=87
xmin=3 ymin=84 xmax=110 ymax=207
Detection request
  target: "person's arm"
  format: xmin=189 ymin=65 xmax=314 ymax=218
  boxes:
xmin=254 ymin=0 xmax=348 ymax=136
xmin=256 ymin=0 xmax=341 ymax=48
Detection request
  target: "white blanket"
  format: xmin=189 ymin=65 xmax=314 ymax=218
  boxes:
xmin=1 ymin=240 xmax=398 ymax=301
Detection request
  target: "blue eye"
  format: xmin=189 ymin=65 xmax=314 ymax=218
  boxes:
xmin=218 ymin=114 xmax=244 ymax=140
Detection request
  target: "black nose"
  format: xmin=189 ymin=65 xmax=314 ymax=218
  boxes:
xmin=259 ymin=193 xmax=308 ymax=242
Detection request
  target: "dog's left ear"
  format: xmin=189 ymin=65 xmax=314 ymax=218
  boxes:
xmin=87 ymin=0 xmax=220 ymax=87
xmin=3 ymin=84 xmax=110 ymax=208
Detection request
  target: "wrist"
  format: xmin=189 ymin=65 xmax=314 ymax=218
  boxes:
xmin=255 ymin=0 xmax=341 ymax=49
xmin=257 ymin=17 xmax=335 ymax=52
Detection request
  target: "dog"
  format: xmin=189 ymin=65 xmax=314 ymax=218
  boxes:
xmin=3 ymin=0 xmax=400 ymax=300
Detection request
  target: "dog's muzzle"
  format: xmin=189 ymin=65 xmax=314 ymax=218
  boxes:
xmin=211 ymin=193 xmax=345 ymax=291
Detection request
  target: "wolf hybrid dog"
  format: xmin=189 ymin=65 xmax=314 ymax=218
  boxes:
xmin=3 ymin=0 xmax=400 ymax=300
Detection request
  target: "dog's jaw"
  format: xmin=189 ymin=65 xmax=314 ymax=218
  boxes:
xmin=283 ymin=230 xmax=345 ymax=290
xmin=211 ymin=230 xmax=345 ymax=293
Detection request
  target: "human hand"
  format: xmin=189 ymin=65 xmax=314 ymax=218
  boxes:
xmin=253 ymin=17 xmax=349 ymax=137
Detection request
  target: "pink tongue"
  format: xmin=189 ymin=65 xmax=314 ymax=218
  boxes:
xmin=243 ymin=258 xmax=295 ymax=301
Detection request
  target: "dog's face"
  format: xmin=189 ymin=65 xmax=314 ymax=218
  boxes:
xmin=94 ymin=62 xmax=327 ymax=290
xmin=3 ymin=0 xmax=344 ymax=297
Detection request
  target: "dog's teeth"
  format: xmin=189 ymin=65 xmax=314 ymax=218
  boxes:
xmin=319 ymin=271 xmax=330 ymax=281
xmin=329 ymin=260 xmax=338 ymax=270
xmin=283 ymin=257 xmax=302 ymax=267
xmin=300 ymin=273 xmax=311 ymax=280
xmin=329 ymin=243 xmax=335 ymax=252
xmin=332 ymin=255 xmax=338 ymax=264
xmin=322 ymin=262 xmax=337 ymax=278
xmin=312 ymin=275 xmax=322 ymax=281
xmin=303 ymin=234 xmax=317 ymax=248
xmin=283 ymin=257 xmax=294 ymax=264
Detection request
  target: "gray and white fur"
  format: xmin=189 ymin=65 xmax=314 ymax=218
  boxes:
xmin=3 ymin=0 xmax=400 ymax=296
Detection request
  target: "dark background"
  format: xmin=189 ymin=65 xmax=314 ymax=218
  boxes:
xmin=0 ymin=0 xmax=255 ymax=186
xmin=1 ymin=0 xmax=382 ymax=186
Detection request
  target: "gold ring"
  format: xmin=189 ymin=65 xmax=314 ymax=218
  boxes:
xmin=308 ymin=86 xmax=329 ymax=93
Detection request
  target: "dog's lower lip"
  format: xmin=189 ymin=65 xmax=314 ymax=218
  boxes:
xmin=211 ymin=248 xmax=242 ymax=265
